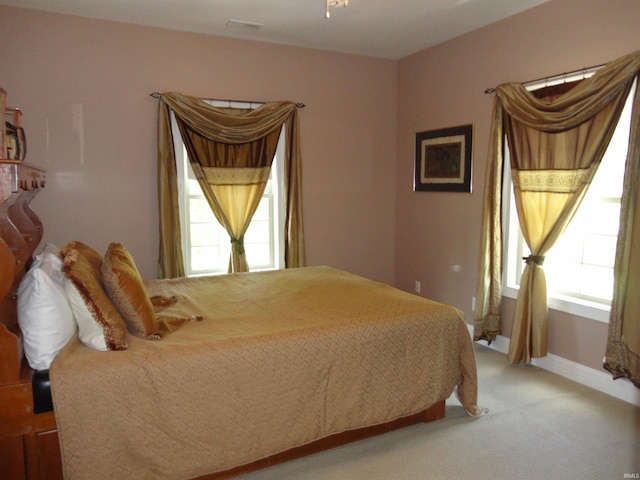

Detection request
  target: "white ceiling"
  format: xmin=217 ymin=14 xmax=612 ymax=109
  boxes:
xmin=0 ymin=0 xmax=551 ymax=59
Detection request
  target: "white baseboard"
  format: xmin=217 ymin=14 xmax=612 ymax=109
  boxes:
xmin=467 ymin=326 xmax=640 ymax=407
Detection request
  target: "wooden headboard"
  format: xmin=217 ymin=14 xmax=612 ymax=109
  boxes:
xmin=0 ymin=160 xmax=46 ymax=386
xmin=0 ymin=159 xmax=59 ymax=480
xmin=1 ymin=85 xmax=47 ymax=386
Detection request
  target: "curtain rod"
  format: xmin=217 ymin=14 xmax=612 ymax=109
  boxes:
xmin=483 ymin=62 xmax=605 ymax=94
xmin=149 ymin=92 xmax=305 ymax=108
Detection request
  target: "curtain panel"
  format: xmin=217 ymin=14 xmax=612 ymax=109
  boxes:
xmin=606 ymin=78 xmax=640 ymax=388
xmin=474 ymin=52 xmax=640 ymax=379
xmin=157 ymin=92 xmax=306 ymax=278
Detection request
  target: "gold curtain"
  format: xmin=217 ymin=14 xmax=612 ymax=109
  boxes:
xmin=605 ymin=80 xmax=640 ymax=388
xmin=474 ymin=52 xmax=640 ymax=370
xmin=157 ymin=92 xmax=306 ymax=277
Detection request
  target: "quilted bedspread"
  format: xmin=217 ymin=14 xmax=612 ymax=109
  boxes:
xmin=50 ymin=266 xmax=481 ymax=480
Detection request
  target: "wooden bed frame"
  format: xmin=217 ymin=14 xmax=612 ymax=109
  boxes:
xmin=0 ymin=159 xmax=60 ymax=480
xmin=0 ymin=157 xmax=446 ymax=479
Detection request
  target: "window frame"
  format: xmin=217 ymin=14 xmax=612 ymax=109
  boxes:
xmin=501 ymin=76 xmax=635 ymax=324
xmin=171 ymin=102 xmax=285 ymax=277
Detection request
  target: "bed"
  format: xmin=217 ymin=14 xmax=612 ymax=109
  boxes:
xmin=0 ymin=161 xmax=483 ymax=480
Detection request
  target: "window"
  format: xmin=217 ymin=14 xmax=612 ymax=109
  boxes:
xmin=172 ymin=103 xmax=285 ymax=276
xmin=502 ymin=80 xmax=635 ymax=323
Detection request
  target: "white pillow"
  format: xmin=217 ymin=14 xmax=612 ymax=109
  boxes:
xmin=63 ymin=277 xmax=109 ymax=351
xmin=37 ymin=242 xmax=62 ymax=260
xmin=17 ymin=248 xmax=76 ymax=370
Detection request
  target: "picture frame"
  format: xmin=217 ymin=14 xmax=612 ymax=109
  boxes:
xmin=414 ymin=124 xmax=472 ymax=192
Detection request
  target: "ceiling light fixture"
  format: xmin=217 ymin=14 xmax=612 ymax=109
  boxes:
xmin=226 ymin=19 xmax=263 ymax=30
xmin=325 ymin=0 xmax=348 ymax=19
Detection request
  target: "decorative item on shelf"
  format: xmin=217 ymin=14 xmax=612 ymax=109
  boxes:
xmin=414 ymin=124 xmax=474 ymax=193
xmin=325 ymin=0 xmax=348 ymax=18
xmin=1 ymin=88 xmax=26 ymax=162
xmin=5 ymin=120 xmax=26 ymax=161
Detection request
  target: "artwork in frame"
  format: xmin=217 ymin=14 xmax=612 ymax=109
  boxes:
xmin=414 ymin=124 xmax=473 ymax=192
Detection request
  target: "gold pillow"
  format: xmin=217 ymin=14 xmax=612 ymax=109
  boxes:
xmin=60 ymin=241 xmax=128 ymax=351
xmin=101 ymin=243 xmax=185 ymax=339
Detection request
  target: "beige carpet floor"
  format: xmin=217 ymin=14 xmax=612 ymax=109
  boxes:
xmin=235 ymin=344 xmax=640 ymax=480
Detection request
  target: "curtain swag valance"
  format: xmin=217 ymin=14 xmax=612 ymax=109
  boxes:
xmin=160 ymin=92 xmax=297 ymax=144
xmin=494 ymin=52 xmax=640 ymax=131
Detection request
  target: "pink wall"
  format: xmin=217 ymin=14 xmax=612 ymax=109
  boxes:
xmin=0 ymin=6 xmax=397 ymax=283
xmin=396 ymin=0 xmax=640 ymax=370
xmin=3 ymin=0 xmax=639 ymax=372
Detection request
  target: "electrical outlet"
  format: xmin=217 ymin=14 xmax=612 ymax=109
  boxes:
xmin=415 ymin=281 xmax=421 ymax=293
xmin=471 ymin=296 xmax=476 ymax=311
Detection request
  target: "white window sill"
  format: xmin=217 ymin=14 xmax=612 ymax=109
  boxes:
xmin=502 ymin=286 xmax=610 ymax=323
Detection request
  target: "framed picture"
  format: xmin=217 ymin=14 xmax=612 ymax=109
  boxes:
xmin=414 ymin=124 xmax=472 ymax=192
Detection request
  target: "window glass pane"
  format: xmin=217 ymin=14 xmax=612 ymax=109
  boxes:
xmin=252 ymin=198 xmax=270 ymax=221
xmin=190 ymin=223 xmax=217 ymax=247
xmin=247 ymin=244 xmax=271 ymax=266
xmin=186 ymin=177 xmax=201 ymax=195
xmin=582 ymin=234 xmax=617 ymax=267
xmin=189 ymin=197 xmax=216 ymax=223
xmin=547 ymin=235 xmax=582 ymax=263
xmin=502 ymin=81 xmax=634 ymax=319
xmin=245 ymin=220 xmax=270 ymax=243
xmin=545 ymin=262 xmax=582 ymax=293
xmin=580 ymin=265 xmax=614 ymax=300
xmin=191 ymin=246 xmax=223 ymax=271
xmin=175 ymin=111 xmax=285 ymax=276
xmin=575 ymin=200 xmax=620 ymax=236
xmin=590 ymin=128 xmax=629 ymax=198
